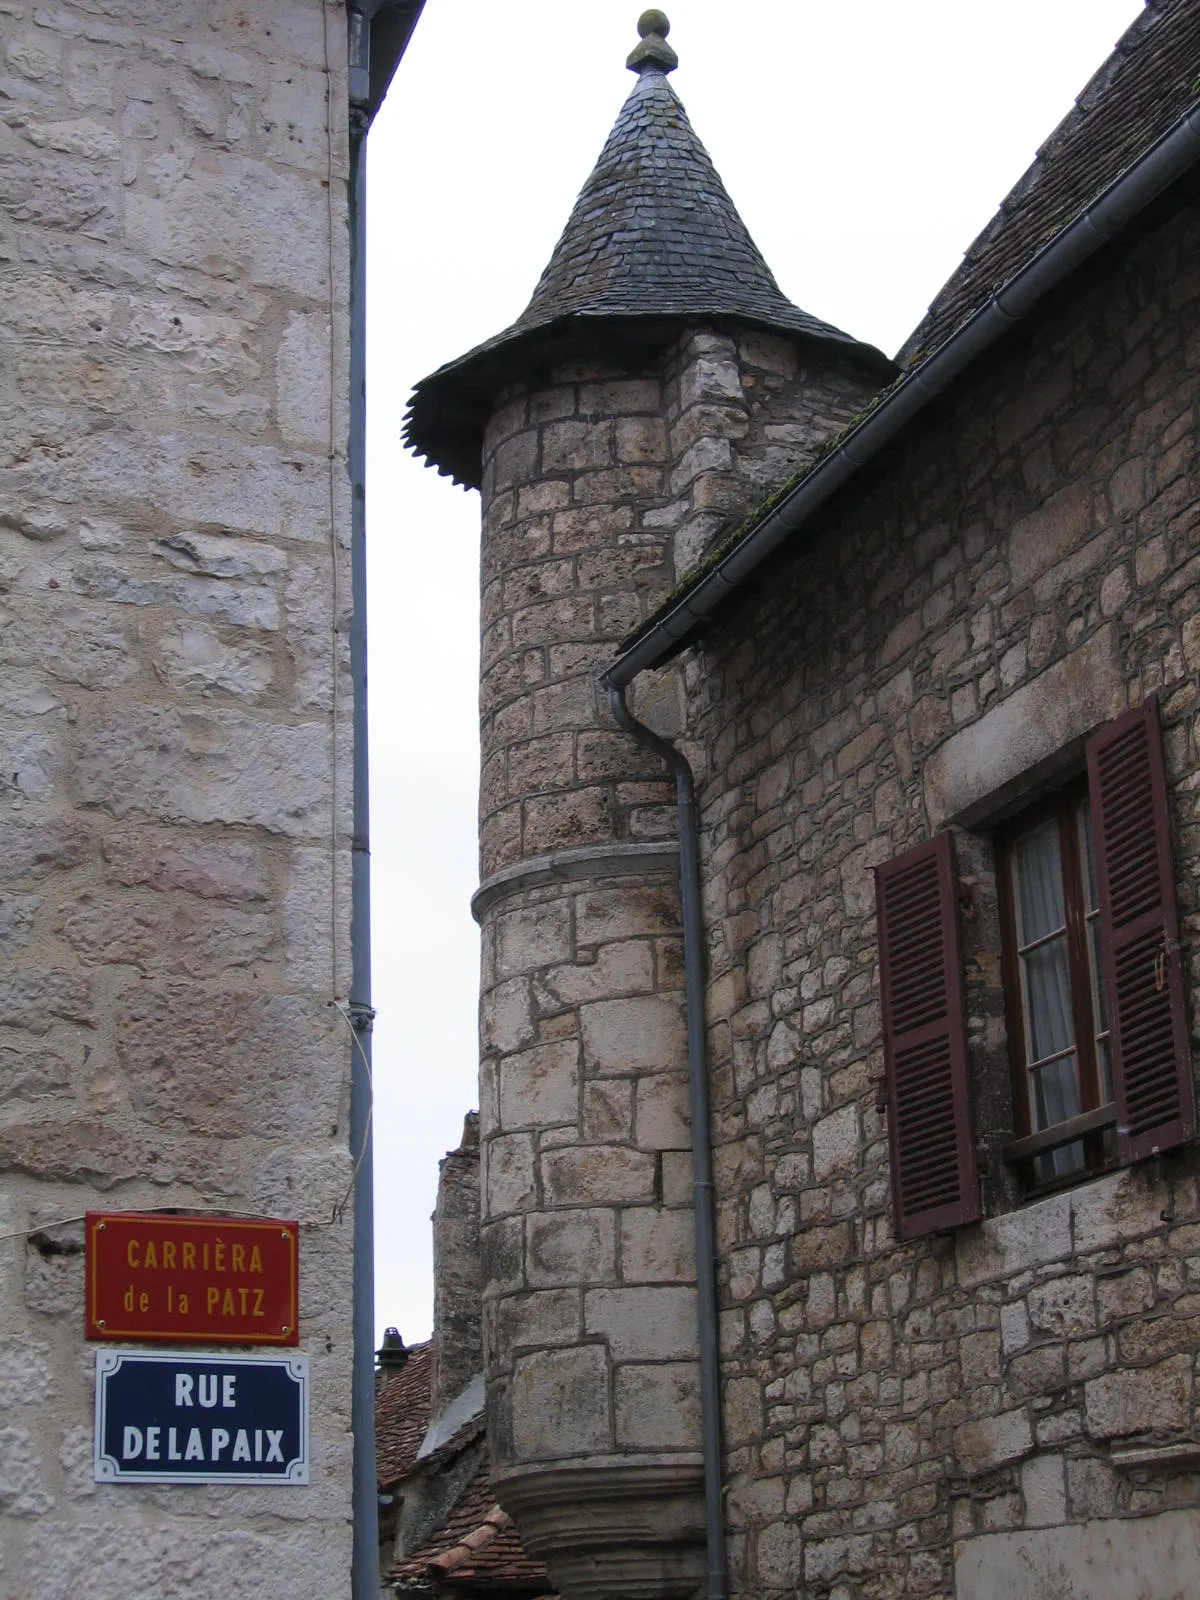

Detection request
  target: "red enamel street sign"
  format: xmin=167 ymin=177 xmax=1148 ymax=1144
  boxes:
xmin=86 ymin=1213 xmax=299 ymax=1347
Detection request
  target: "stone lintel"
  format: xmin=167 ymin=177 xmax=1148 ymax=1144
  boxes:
xmin=923 ymin=622 xmax=1123 ymax=829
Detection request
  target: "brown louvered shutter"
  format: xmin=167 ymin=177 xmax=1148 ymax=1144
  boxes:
xmin=1088 ymin=697 xmax=1195 ymax=1163
xmin=875 ymin=832 xmax=979 ymax=1239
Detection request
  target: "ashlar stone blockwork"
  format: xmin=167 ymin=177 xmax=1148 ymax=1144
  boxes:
xmin=0 ymin=4 xmax=356 ymax=1595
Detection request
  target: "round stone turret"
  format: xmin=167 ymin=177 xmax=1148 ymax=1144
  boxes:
xmin=407 ymin=18 xmax=893 ymax=1600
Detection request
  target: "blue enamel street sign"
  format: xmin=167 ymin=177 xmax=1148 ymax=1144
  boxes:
xmin=94 ymin=1349 xmax=309 ymax=1485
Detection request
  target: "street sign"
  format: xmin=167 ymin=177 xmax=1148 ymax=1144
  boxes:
xmin=86 ymin=1212 xmax=299 ymax=1346
xmin=94 ymin=1350 xmax=309 ymax=1485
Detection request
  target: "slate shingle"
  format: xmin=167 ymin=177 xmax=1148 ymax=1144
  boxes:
xmin=404 ymin=61 xmax=881 ymax=489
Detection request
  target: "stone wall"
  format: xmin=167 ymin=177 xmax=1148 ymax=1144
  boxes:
xmin=684 ymin=193 xmax=1200 ymax=1598
xmin=0 ymin=3 xmax=356 ymax=1594
xmin=429 ymin=1111 xmax=483 ymax=1419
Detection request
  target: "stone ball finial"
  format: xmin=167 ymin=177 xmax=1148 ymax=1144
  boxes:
xmin=627 ymin=9 xmax=678 ymax=74
xmin=638 ymin=9 xmax=670 ymax=37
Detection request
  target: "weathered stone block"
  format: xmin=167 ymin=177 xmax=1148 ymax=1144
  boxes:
xmin=620 ymin=1206 xmax=696 ymax=1284
xmin=125 ymin=154 xmax=333 ymax=297
xmin=500 ymin=1038 xmax=579 ymax=1129
xmin=1084 ymin=1354 xmax=1193 ymax=1439
xmin=58 ymin=892 xmax=275 ymax=978
xmin=157 ymin=621 xmax=275 ymax=701
xmin=0 ymin=1043 xmax=71 ymax=1106
xmin=118 ymin=987 xmax=339 ymax=1139
xmin=584 ymin=1284 xmax=698 ymax=1359
xmin=954 ymin=1408 xmax=1033 ymax=1475
xmin=522 ymin=788 xmax=611 ymax=853
xmin=756 ymin=1518 xmax=805 ymax=1587
xmin=614 ymin=1361 xmax=700 ymax=1450
xmin=73 ymin=707 xmax=332 ymax=836
xmin=580 ymin=995 xmax=685 ymax=1075
xmin=1070 ymin=1167 xmax=1168 ymax=1253
xmin=1008 ymin=482 xmax=1093 ymax=587
xmin=0 ymin=1339 xmax=53 ymax=1408
xmin=723 ymin=1374 xmax=762 ymax=1446
xmin=0 ymin=1426 xmax=51 ymax=1517
xmin=679 ymin=355 xmax=742 ymax=409
xmin=540 ymin=1145 xmax=656 ymax=1207
xmin=924 ymin=624 xmax=1122 ymax=827
xmin=537 ymin=941 xmax=654 ymax=1009
xmin=481 ymin=977 xmax=536 ymax=1054
xmin=790 ymin=1222 xmax=854 ymax=1273
xmin=582 ymin=1078 xmax=633 ymax=1141
xmin=812 ymin=1102 xmax=859 ymax=1179
xmin=956 ymin=1193 xmax=1072 ymax=1290
xmin=1027 ymin=1275 xmax=1095 ymax=1338
xmin=489 ymin=1288 xmax=580 ymax=1368
xmin=511 ymin=1345 xmax=611 ymax=1459
xmin=495 ymin=902 xmax=572 ymax=978
xmin=575 ymin=883 xmax=679 ymax=943
xmin=960 ymin=1508 xmax=1200 ymax=1599
xmin=527 ymin=1209 xmax=615 ymax=1287
xmin=634 ymin=1070 xmax=691 ymax=1150
xmin=803 ymin=1535 xmax=872 ymax=1587
xmin=0 ymin=969 xmax=91 ymax=1036
xmin=484 ymin=1133 xmax=538 ymax=1218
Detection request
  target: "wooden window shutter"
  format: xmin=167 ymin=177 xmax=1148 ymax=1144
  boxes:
xmin=875 ymin=832 xmax=979 ymax=1239
xmin=1087 ymin=696 xmax=1195 ymax=1163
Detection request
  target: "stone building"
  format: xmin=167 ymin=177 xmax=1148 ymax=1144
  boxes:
xmin=376 ymin=1116 xmax=554 ymax=1599
xmin=0 ymin=3 xmax=421 ymax=1596
xmin=407 ymin=5 xmax=1200 ymax=1598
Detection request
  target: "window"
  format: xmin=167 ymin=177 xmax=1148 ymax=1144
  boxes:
xmin=875 ymin=697 xmax=1194 ymax=1241
xmin=997 ymin=786 xmax=1117 ymax=1189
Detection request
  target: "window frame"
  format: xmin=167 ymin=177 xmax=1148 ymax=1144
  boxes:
xmin=995 ymin=780 xmax=1117 ymax=1189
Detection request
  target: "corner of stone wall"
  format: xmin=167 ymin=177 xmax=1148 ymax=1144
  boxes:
xmin=662 ymin=327 xmax=885 ymax=583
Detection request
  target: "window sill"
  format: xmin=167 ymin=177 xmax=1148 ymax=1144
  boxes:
xmin=1110 ymin=1440 xmax=1200 ymax=1474
xmin=1002 ymin=1103 xmax=1117 ymax=1164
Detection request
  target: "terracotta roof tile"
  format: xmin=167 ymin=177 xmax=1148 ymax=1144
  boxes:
xmin=899 ymin=0 xmax=1200 ymax=365
xmin=388 ymin=1460 xmax=553 ymax=1595
xmin=376 ymin=1341 xmax=434 ymax=1488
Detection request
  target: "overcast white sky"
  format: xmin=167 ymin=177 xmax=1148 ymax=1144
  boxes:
xmin=363 ymin=0 xmax=1145 ymax=1344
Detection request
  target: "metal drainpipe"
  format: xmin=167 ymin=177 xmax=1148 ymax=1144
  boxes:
xmin=347 ymin=11 xmax=380 ymax=1598
xmin=605 ymin=681 xmax=727 ymax=1600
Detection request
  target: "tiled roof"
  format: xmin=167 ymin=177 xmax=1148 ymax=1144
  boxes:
xmin=404 ymin=51 xmax=885 ymax=489
xmin=376 ymin=1341 xmax=434 ymax=1488
xmin=388 ymin=1459 xmax=553 ymax=1596
xmin=898 ymin=0 xmax=1200 ymax=365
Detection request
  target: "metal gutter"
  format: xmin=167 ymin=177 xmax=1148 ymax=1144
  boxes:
xmin=606 ymin=99 xmax=1200 ymax=690
xmin=605 ymin=685 xmax=727 ymax=1600
xmin=346 ymin=20 xmax=380 ymax=1591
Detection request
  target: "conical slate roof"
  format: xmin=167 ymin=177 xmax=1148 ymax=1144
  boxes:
xmin=404 ymin=14 xmax=886 ymax=489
